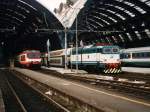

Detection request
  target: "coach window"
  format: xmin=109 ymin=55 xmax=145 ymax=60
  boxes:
xmin=78 ymin=48 xmax=83 ymax=54
xmin=144 ymin=52 xmax=150 ymax=58
xmin=72 ymin=49 xmax=76 ymax=55
xmin=147 ymin=52 xmax=150 ymax=57
xmin=124 ymin=53 xmax=131 ymax=59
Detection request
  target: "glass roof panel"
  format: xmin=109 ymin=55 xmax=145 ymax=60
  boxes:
xmin=115 ymin=5 xmax=125 ymax=10
xmin=18 ymin=0 xmax=37 ymax=11
xmin=5 ymin=13 xmax=23 ymax=23
xmin=98 ymin=12 xmax=107 ymax=17
xmin=146 ymin=1 xmax=150 ymax=6
xmin=106 ymin=37 xmax=112 ymax=43
xmin=116 ymin=13 xmax=126 ymax=20
xmin=139 ymin=0 xmax=148 ymax=2
xmin=145 ymin=29 xmax=150 ymax=38
xmin=124 ymin=10 xmax=135 ymax=17
xmin=17 ymin=5 xmax=30 ymax=13
xmin=115 ymin=0 xmax=124 ymax=2
xmin=134 ymin=6 xmax=146 ymax=14
xmin=112 ymin=36 xmax=118 ymax=43
xmin=94 ymin=12 xmax=118 ymax=23
xmin=107 ymin=16 xmax=117 ymax=22
xmin=107 ymin=9 xmax=116 ymax=14
xmin=135 ymin=31 xmax=142 ymax=39
xmin=92 ymin=16 xmax=110 ymax=25
xmin=6 ymin=9 xmax=26 ymax=19
xmin=123 ymin=1 xmax=135 ymax=7
xmin=126 ymin=33 xmax=133 ymax=41
xmin=119 ymin=34 xmax=125 ymax=42
xmin=89 ymin=23 xmax=97 ymax=29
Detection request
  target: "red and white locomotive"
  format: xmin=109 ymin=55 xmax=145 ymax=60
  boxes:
xmin=15 ymin=50 xmax=41 ymax=68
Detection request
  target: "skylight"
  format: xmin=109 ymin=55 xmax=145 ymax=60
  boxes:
xmin=145 ymin=29 xmax=150 ymax=38
xmin=107 ymin=9 xmax=116 ymax=14
xmin=124 ymin=10 xmax=135 ymax=17
xmin=116 ymin=13 xmax=126 ymax=20
xmin=119 ymin=34 xmax=125 ymax=42
xmin=146 ymin=1 xmax=150 ymax=6
xmin=140 ymin=0 xmax=148 ymax=2
xmin=108 ymin=17 xmax=117 ymax=22
xmin=126 ymin=33 xmax=133 ymax=41
xmin=123 ymin=1 xmax=135 ymax=7
xmin=17 ymin=5 xmax=30 ymax=13
xmin=112 ymin=36 xmax=118 ymax=43
xmin=134 ymin=6 xmax=146 ymax=14
xmin=135 ymin=31 xmax=142 ymax=39
xmin=18 ymin=0 xmax=37 ymax=11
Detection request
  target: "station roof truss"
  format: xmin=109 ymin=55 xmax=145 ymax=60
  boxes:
xmin=76 ymin=0 xmax=150 ymax=48
xmin=0 ymin=0 xmax=64 ymax=53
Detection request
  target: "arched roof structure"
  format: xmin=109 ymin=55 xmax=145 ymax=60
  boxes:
xmin=76 ymin=0 xmax=150 ymax=48
xmin=0 ymin=0 xmax=64 ymax=54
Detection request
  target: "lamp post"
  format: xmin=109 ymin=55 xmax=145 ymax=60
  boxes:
xmin=64 ymin=27 xmax=68 ymax=70
xmin=66 ymin=5 xmax=84 ymax=73
xmin=75 ymin=13 xmax=78 ymax=74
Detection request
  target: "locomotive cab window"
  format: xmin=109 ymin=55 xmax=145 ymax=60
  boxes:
xmin=27 ymin=53 xmax=40 ymax=59
xmin=103 ymin=48 xmax=111 ymax=54
xmin=20 ymin=55 xmax=26 ymax=61
xmin=112 ymin=48 xmax=119 ymax=53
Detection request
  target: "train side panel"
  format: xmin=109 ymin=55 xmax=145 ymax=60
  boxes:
xmin=120 ymin=47 xmax=150 ymax=67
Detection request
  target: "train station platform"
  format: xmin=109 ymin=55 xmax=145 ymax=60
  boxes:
xmin=41 ymin=66 xmax=88 ymax=74
xmin=122 ymin=67 xmax=150 ymax=74
xmin=14 ymin=67 xmax=150 ymax=112
xmin=0 ymin=90 xmax=5 ymax=112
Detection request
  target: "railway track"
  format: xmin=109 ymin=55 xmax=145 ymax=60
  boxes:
xmin=88 ymin=70 xmax=150 ymax=83
xmin=112 ymin=72 xmax=150 ymax=82
xmin=6 ymin=79 xmax=27 ymax=112
xmin=0 ymin=69 xmax=70 ymax=112
xmin=37 ymin=68 xmax=150 ymax=100
xmin=11 ymin=69 xmax=101 ymax=112
xmin=0 ymin=70 xmax=27 ymax=112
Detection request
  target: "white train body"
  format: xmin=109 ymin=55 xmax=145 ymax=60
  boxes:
xmin=41 ymin=43 xmax=121 ymax=73
xmin=120 ymin=47 xmax=150 ymax=67
xmin=70 ymin=44 xmax=121 ymax=73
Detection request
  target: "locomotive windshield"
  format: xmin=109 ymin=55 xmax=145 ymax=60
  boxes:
xmin=103 ymin=47 xmax=119 ymax=54
xmin=27 ymin=53 xmax=41 ymax=59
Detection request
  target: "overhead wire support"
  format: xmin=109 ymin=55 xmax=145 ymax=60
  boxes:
xmin=0 ymin=27 xmax=15 ymax=32
xmin=35 ymin=28 xmax=123 ymax=33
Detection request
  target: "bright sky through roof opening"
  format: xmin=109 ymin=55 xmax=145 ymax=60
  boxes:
xmin=37 ymin=0 xmax=66 ymax=12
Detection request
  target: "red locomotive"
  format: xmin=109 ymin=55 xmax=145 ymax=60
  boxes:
xmin=15 ymin=50 xmax=41 ymax=68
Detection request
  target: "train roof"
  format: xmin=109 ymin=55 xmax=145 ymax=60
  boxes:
xmin=19 ymin=50 xmax=40 ymax=54
xmin=120 ymin=46 xmax=150 ymax=53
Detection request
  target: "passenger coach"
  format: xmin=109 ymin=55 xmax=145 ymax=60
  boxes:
xmin=120 ymin=47 xmax=150 ymax=67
